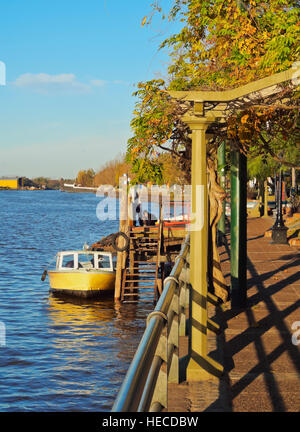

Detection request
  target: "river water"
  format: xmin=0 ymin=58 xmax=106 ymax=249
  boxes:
xmin=0 ymin=190 xmax=154 ymax=411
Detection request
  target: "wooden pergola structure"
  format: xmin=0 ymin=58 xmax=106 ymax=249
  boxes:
xmin=168 ymin=66 xmax=299 ymax=381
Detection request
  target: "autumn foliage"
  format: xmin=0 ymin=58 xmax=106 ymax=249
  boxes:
xmin=127 ymin=0 xmax=299 ymax=183
xmin=162 ymin=0 xmax=299 ymax=90
xmin=75 ymin=156 xmax=131 ymax=187
xmin=94 ymin=155 xmax=131 ymax=187
xmin=76 ymin=169 xmax=95 ymax=187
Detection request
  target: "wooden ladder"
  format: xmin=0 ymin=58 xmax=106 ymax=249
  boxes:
xmin=120 ymin=225 xmax=162 ymax=303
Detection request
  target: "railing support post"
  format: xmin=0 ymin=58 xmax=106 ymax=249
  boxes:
xmin=179 ymin=256 xmax=189 ymax=336
xmin=148 ymin=324 xmax=167 ymax=411
xmin=167 ymin=283 xmax=179 ymax=384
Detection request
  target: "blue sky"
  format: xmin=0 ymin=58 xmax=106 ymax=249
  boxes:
xmin=0 ymin=0 xmax=181 ymax=179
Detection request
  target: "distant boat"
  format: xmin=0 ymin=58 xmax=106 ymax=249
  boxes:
xmin=62 ymin=183 xmax=98 ymax=192
xmin=61 ymin=183 xmax=117 ymax=195
xmin=44 ymin=250 xmax=116 ymax=298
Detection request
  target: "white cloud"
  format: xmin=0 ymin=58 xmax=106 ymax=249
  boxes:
xmin=12 ymin=73 xmax=91 ymax=94
xmin=90 ymin=79 xmax=106 ymax=87
xmin=111 ymin=79 xmax=129 ymax=85
xmin=11 ymin=73 xmax=130 ymax=95
xmin=91 ymin=79 xmax=129 ymax=86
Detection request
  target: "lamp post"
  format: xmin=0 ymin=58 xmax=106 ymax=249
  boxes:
xmin=271 ymin=167 xmax=288 ymax=244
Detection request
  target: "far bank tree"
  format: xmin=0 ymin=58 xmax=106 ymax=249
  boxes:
xmin=76 ymin=169 xmax=95 ymax=187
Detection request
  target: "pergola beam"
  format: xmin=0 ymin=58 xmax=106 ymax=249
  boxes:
xmin=169 ymin=68 xmax=296 ymax=103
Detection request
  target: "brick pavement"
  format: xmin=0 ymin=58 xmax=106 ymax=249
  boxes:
xmin=167 ymin=217 xmax=300 ymax=412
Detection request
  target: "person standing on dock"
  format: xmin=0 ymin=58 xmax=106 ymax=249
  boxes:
xmin=143 ymin=210 xmax=157 ymax=226
xmin=136 ymin=202 xmax=144 ymax=226
xmin=129 ymin=186 xmax=144 ymax=226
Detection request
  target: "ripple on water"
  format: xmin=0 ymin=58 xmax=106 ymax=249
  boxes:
xmin=0 ymin=191 xmax=153 ymax=411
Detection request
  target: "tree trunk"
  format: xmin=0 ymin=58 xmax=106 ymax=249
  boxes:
xmin=207 ymin=157 xmax=229 ymax=303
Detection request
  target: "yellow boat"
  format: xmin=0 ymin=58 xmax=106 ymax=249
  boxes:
xmin=47 ymin=250 xmax=116 ymax=298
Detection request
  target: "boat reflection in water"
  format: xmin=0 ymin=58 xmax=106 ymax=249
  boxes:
xmin=47 ymin=294 xmax=153 ymax=356
xmin=46 ymin=294 xmax=117 ymax=409
xmin=48 ymin=294 xmax=116 ymax=326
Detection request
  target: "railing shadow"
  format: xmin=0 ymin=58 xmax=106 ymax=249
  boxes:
xmin=219 ymin=245 xmax=300 ymax=411
xmin=203 ymin=303 xmax=233 ymax=412
xmin=247 ymin=256 xmax=300 ymax=292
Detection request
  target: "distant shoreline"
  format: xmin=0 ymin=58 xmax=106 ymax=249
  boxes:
xmin=0 ymin=186 xmax=117 ymax=196
xmin=0 ymin=187 xmax=59 ymax=191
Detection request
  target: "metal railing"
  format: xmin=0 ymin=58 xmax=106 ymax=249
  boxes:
xmin=112 ymin=234 xmax=190 ymax=412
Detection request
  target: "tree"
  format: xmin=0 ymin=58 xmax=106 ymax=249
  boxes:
xmin=131 ymin=0 xmax=299 ymax=172
xmin=33 ymin=177 xmax=49 ymax=187
xmin=127 ymin=79 xmax=191 ymax=183
xmin=159 ymin=152 xmax=187 ymax=185
xmin=76 ymin=169 xmax=95 ymax=187
xmin=94 ymin=155 xmax=132 ymax=187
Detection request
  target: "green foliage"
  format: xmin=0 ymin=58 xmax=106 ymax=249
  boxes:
xmin=129 ymin=157 xmax=164 ymax=185
xmin=127 ymin=80 xmax=174 ymax=154
xmin=127 ymin=79 xmax=189 ymax=184
xmin=247 ymin=155 xmax=278 ymax=181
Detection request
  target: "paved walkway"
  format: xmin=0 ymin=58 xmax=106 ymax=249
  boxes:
xmin=167 ymin=217 xmax=300 ymax=412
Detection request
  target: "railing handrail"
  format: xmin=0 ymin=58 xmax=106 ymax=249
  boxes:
xmin=112 ymin=233 xmax=190 ymax=412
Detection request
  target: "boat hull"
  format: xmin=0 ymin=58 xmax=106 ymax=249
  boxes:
xmin=48 ymin=270 xmax=115 ymax=298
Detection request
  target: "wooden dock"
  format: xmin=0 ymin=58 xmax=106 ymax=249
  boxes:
xmin=116 ymin=224 xmax=187 ymax=303
xmin=90 ymin=187 xmax=190 ymax=303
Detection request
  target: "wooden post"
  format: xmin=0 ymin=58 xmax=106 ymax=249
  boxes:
xmin=291 ymin=168 xmax=296 ymax=190
xmin=114 ymin=177 xmax=128 ymax=300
